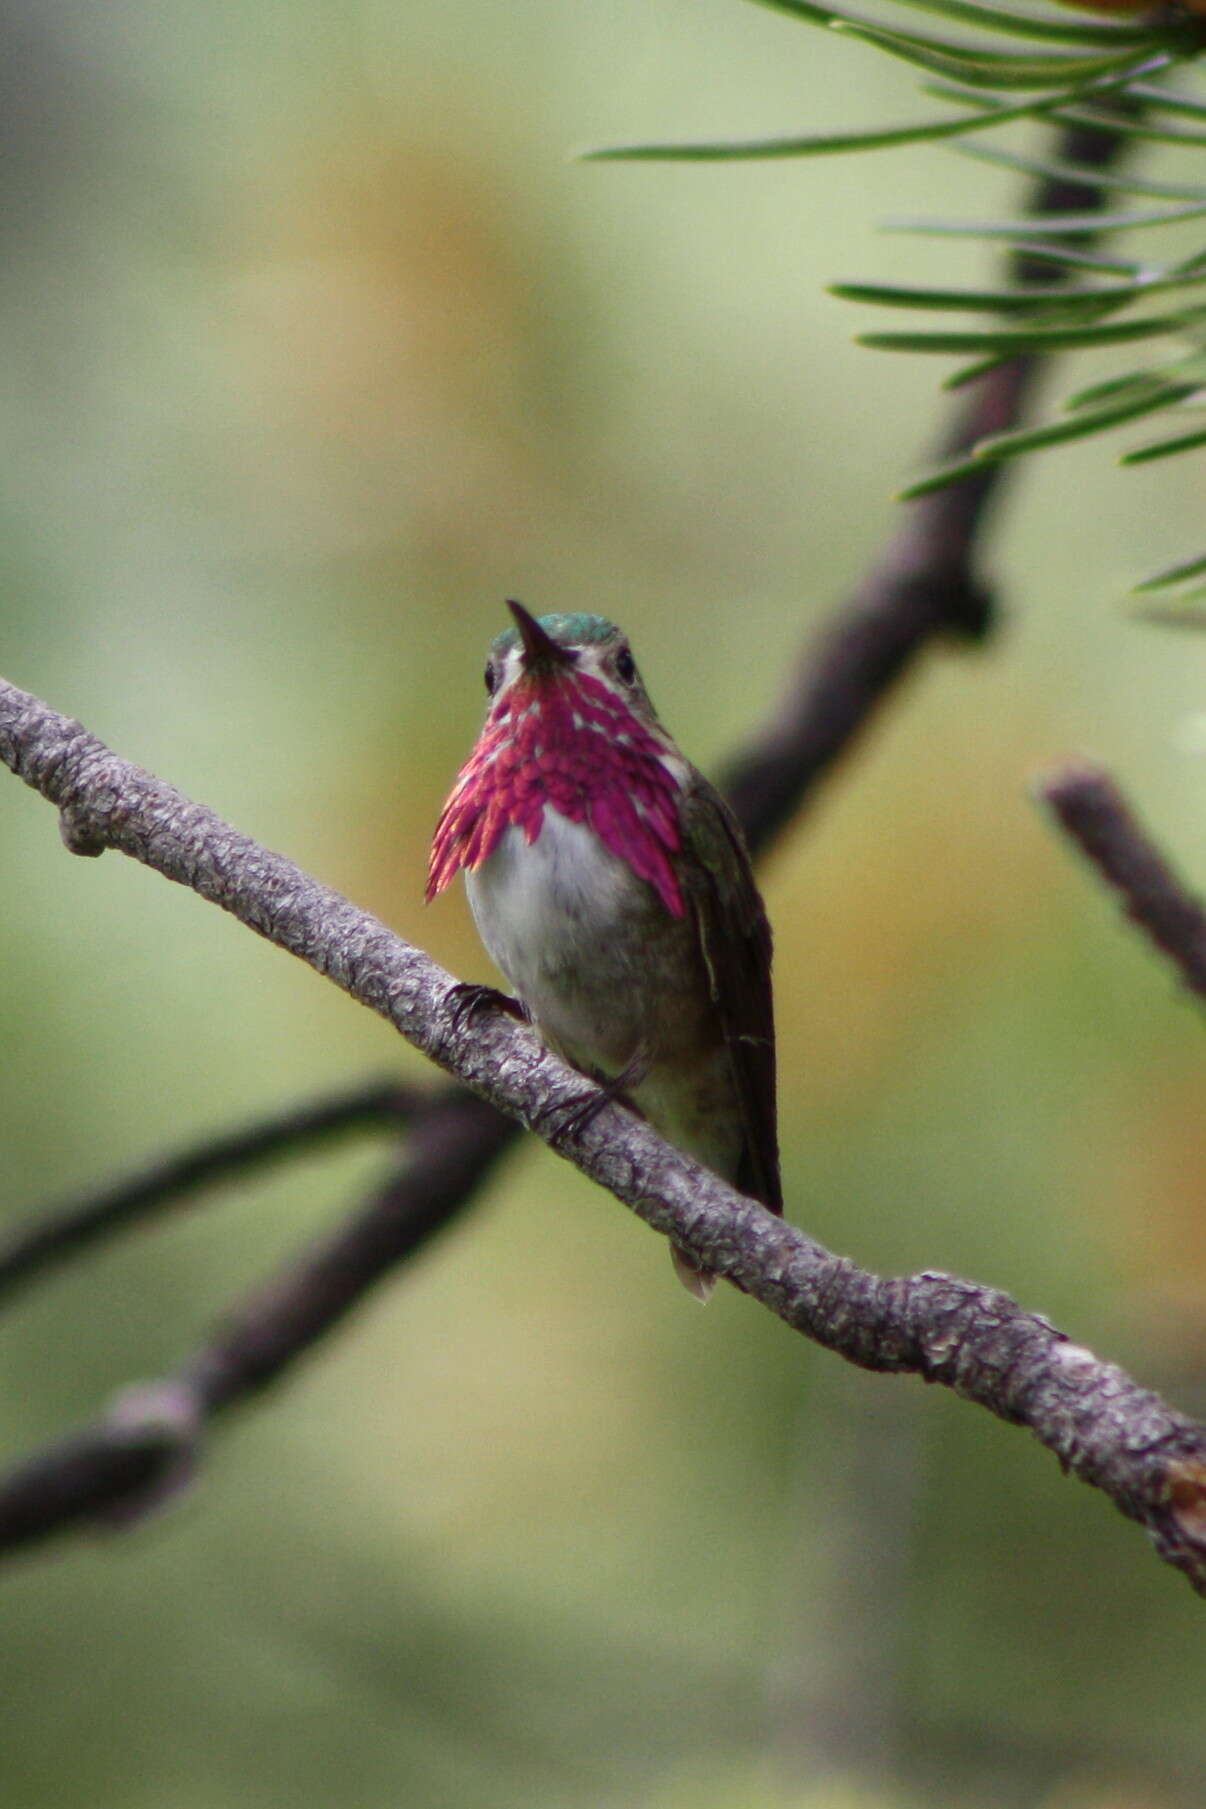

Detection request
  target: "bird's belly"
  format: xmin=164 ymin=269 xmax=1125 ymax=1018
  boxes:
xmin=465 ymin=812 xmax=700 ymax=1075
xmin=631 ymin=1047 xmax=744 ymax=1188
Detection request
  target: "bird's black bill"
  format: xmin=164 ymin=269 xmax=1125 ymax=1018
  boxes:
xmin=506 ymin=600 xmax=572 ymax=674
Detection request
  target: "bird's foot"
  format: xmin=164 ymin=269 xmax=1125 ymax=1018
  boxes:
xmin=444 ymin=982 xmax=528 ymax=1035
xmin=539 ymin=1049 xmax=649 ymax=1150
xmin=541 ymin=1078 xmax=627 ymax=1149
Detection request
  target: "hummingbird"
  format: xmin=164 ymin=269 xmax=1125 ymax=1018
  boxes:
xmin=426 ymin=602 xmax=781 ymax=1299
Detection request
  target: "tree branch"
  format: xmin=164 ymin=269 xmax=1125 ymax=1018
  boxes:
xmin=3 ymin=678 xmax=1206 ymax=1593
xmin=1040 ymin=760 xmax=1206 ymax=999
xmin=0 ymin=1087 xmax=518 ymax=1548
xmin=723 ymin=109 xmax=1130 ymax=853
xmin=721 ymin=358 xmax=1011 ymax=853
xmin=0 ymin=1076 xmax=424 ymax=1300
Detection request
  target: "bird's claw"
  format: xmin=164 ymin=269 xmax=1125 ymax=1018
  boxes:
xmin=539 ymin=1071 xmax=642 ymax=1151
xmin=445 ymin=982 xmax=528 ymax=1036
xmin=539 ymin=1087 xmax=609 ymax=1150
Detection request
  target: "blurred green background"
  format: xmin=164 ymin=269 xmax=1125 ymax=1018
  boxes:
xmin=1 ymin=2 xmax=1205 ymax=1805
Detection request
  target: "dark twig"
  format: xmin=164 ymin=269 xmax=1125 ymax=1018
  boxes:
xmin=1040 ymin=761 xmax=1206 ymax=999
xmin=3 ymin=682 xmax=1206 ymax=1594
xmin=722 ymin=356 xmax=1017 ymax=853
xmin=0 ymin=1088 xmax=518 ymax=1548
xmin=180 ymin=1088 xmax=517 ymax=1416
xmin=0 ymin=1076 xmax=422 ymax=1301
xmin=724 ymin=112 xmax=1130 ymax=853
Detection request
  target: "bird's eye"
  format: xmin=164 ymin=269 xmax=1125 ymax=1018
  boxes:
xmin=484 ymin=661 xmax=497 ymax=696
xmin=615 ymin=647 xmax=636 ymax=685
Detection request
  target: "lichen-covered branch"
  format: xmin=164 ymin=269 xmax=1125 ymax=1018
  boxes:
xmin=2 ymin=676 xmax=1205 ymax=1594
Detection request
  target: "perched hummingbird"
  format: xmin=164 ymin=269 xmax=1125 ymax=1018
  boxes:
xmin=426 ymin=602 xmax=781 ymax=1299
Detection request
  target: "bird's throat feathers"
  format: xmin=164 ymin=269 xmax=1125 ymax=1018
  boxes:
xmin=427 ymin=665 xmax=688 ymax=917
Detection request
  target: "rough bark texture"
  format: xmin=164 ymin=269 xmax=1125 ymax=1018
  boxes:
xmin=3 ymin=675 xmax=1206 ymax=1595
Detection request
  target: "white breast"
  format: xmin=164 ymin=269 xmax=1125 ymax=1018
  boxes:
xmin=465 ymin=810 xmax=650 ymax=1069
xmin=467 ymin=812 xmax=632 ymax=990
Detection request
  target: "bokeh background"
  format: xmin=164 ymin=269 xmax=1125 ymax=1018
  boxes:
xmin=1 ymin=2 xmax=1205 ymax=1805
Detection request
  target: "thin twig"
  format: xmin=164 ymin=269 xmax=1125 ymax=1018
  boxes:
xmin=0 ymin=1077 xmax=422 ymax=1300
xmin=720 ymin=356 xmax=1015 ymax=853
xmin=3 ymin=681 xmax=1206 ymax=1594
xmin=181 ymin=1088 xmax=517 ymax=1416
xmin=724 ymin=113 xmax=1131 ymax=853
xmin=0 ymin=1088 xmax=519 ymax=1546
xmin=1040 ymin=760 xmax=1206 ymax=999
